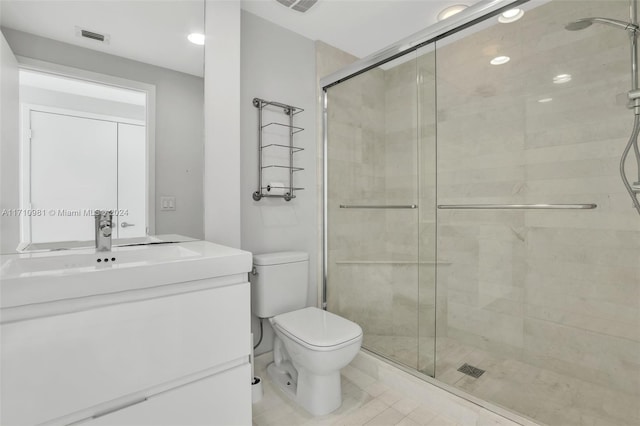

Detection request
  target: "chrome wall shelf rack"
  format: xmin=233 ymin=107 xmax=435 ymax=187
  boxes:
xmin=252 ymin=97 xmax=304 ymax=202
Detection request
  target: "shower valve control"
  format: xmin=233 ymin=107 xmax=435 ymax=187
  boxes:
xmin=628 ymin=89 xmax=640 ymax=100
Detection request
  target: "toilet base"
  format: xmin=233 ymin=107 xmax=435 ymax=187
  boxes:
xmin=267 ymin=362 xmax=342 ymax=416
xmin=267 ymin=362 xmax=297 ymax=399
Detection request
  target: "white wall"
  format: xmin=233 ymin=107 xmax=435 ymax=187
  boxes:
xmin=203 ymin=0 xmax=241 ymax=248
xmin=0 ymin=31 xmax=20 ymax=253
xmin=2 ymin=28 xmax=204 ymax=240
xmin=240 ymin=11 xmax=317 ymax=354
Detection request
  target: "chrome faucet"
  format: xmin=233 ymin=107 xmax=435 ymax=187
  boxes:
xmin=95 ymin=210 xmax=113 ymax=252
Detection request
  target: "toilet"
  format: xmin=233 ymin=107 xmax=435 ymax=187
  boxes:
xmin=251 ymin=252 xmax=363 ymax=416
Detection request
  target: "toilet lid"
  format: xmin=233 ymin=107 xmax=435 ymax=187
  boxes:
xmin=272 ymin=307 xmax=362 ymax=349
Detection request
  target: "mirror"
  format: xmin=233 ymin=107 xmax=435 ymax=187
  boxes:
xmin=0 ymin=0 xmax=205 ymax=253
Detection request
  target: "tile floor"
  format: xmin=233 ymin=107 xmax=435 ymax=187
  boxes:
xmin=252 ymin=352 xmax=522 ymax=426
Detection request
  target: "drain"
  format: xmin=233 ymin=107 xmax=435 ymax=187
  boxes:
xmin=457 ymin=363 xmax=485 ymax=378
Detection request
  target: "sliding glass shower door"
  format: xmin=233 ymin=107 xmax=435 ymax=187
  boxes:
xmin=325 ymin=1 xmax=638 ymax=425
xmin=325 ymin=50 xmax=437 ymax=374
xmin=416 ymin=45 xmax=438 ymax=377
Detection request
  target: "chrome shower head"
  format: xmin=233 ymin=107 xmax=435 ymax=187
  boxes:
xmin=565 ymin=19 xmax=593 ymax=31
xmin=565 ymin=17 xmax=638 ymax=32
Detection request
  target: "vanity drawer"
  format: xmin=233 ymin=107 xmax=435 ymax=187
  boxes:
xmin=1 ymin=281 xmax=250 ymax=426
xmin=87 ymin=363 xmax=251 ymax=426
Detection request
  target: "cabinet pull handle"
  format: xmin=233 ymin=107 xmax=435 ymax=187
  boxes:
xmin=91 ymin=396 xmax=148 ymax=419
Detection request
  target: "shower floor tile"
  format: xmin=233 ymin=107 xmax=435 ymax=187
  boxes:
xmin=364 ymin=334 xmax=639 ymax=426
xmin=435 ymin=338 xmax=640 ymax=426
xmin=252 ymin=352 xmax=520 ymax=426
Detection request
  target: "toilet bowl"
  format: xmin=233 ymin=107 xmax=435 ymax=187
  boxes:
xmin=268 ymin=307 xmax=362 ymax=416
xmin=250 ymin=252 xmax=363 ymax=416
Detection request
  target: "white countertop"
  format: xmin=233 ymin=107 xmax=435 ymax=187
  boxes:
xmin=0 ymin=238 xmax=252 ymax=312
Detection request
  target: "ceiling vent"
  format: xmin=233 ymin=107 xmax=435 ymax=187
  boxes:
xmin=276 ymin=0 xmax=318 ymax=13
xmin=75 ymin=26 xmax=110 ymax=44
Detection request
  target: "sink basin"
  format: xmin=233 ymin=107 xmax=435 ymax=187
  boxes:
xmin=2 ymin=245 xmax=202 ymax=277
xmin=0 ymin=237 xmax=252 ymax=310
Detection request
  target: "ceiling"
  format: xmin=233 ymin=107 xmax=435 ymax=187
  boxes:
xmin=0 ymin=0 xmax=205 ymax=77
xmin=241 ymin=0 xmax=482 ymax=59
xmin=0 ymin=0 xmax=486 ymax=77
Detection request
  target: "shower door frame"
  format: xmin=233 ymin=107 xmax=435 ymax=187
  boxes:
xmin=320 ymin=0 xmax=534 ymax=423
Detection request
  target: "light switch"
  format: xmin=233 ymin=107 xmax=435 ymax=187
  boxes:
xmin=160 ymin=196 xmax=176 ymax=211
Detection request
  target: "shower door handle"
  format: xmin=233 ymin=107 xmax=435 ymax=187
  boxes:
xmin=437 ymin=203 xmax=597 ymax=210
xmin=339 ymin=204 xmax=418 ymax=209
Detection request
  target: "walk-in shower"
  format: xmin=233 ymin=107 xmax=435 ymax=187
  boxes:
xmin=566 ymin=0 xmax=640 ymax=215
xmin=321 ymin=0 xmax=640 ymax=425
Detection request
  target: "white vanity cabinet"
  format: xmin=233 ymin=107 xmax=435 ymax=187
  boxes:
xmin=0 ymin=241 xmax=253 ymax=426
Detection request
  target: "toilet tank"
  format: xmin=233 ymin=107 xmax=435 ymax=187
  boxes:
xmin=251 ymin=252 xmax=309 ymax=318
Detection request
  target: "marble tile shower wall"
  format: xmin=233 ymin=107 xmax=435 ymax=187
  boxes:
xmin=435 ymin=0 xmax=640 ymax=400
xmin=327 ymin=0 xmax=639 ymax=411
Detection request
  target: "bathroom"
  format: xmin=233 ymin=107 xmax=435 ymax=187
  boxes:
xmin=1 ymin=0 xmax=639 ymax=425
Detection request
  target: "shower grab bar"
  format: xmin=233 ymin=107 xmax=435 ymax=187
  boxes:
xmin=437 ymin=203 xmax=597 ymax=210
xmin=339 ymin=204 xmax=418 ymax=209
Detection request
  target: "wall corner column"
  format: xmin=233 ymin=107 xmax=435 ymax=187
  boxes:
xmin=204 ymin=0 xmax=241 ymax=247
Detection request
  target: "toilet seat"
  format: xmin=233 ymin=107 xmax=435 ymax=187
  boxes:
xmin=272 ymin=307 xmax=362 ymax=352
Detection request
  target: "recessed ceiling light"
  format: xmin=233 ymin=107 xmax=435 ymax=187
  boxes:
xmin=187 ymin=33 xmax=205 ymax=46
xmin=437 ymin=4 xmax=468 ymax=22
xmin=498 ymin=8 xmax=524 ymax=23
xmin=490 ymin=55 xmax=510 ymax=65
xmin=553 ymin=73 xmax=572 ymax=84
xmin=538 ymin=98 xmax=553 ymax=103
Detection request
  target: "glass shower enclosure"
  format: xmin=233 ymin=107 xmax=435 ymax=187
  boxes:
xmin=323 ymin=1 xmax=640 ymax=425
